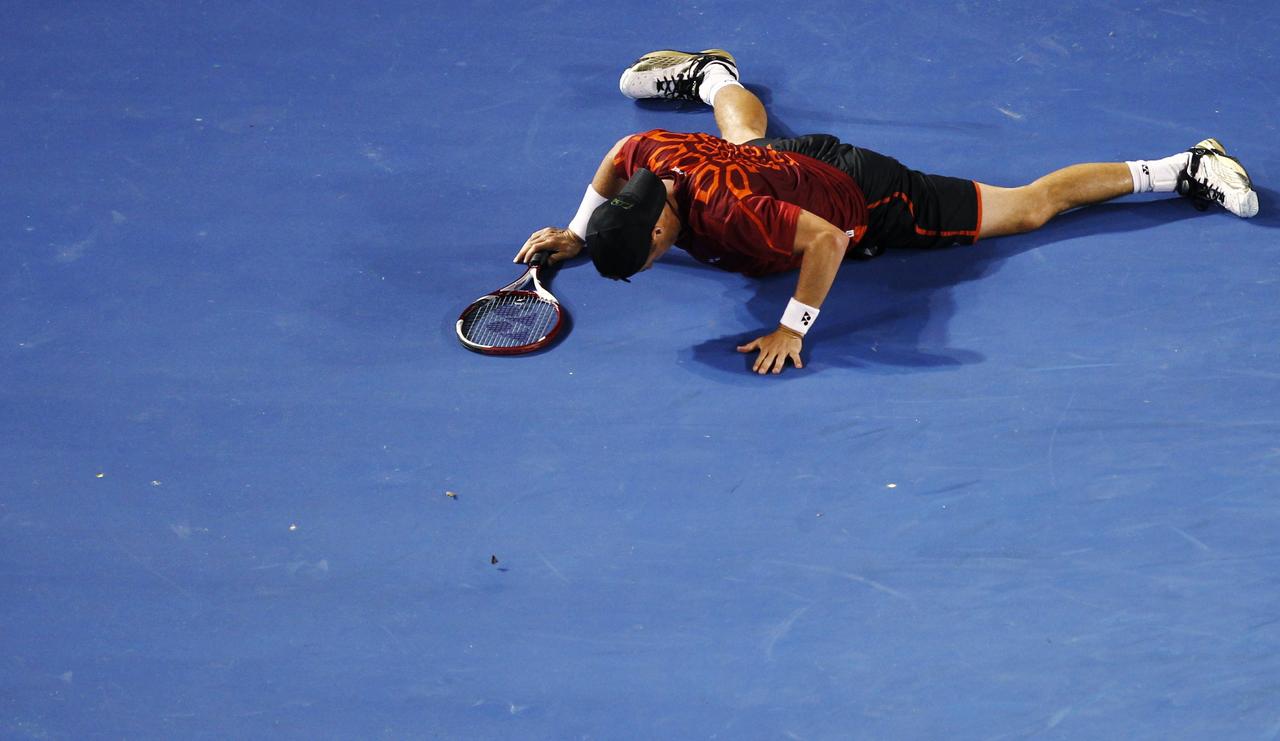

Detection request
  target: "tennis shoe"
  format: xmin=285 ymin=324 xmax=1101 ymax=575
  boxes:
xmin=619 ymin=49 xmax=738 ymax=102
xmin=1176 ymin=138 xmax=1259 ymax=218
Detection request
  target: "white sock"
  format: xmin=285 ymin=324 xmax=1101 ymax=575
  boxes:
xmin=1126 ymin=151 xmax=1190 ymax=193
xmin=699 ymin=63 xmax=742 ymax=106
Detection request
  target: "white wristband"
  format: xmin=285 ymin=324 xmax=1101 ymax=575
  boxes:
xmin=780 ymin=297 xmax=820 ymax=336
xmin=567 ymin=185 xmax=609 ymax=240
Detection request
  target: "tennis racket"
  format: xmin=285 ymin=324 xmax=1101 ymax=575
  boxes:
xmin=456 ymin=251 xmax=564 ymax=355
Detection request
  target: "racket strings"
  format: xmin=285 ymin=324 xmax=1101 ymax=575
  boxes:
xmin=461 ymin=293 xmax=559 ymax=348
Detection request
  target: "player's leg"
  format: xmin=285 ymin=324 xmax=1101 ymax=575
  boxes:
xmin=979 ymin=140 xmax=1258 ymax=238
xmin=617 ymin=49 xmax=763 ymax=143
xmin=710 ymin=84 xmax=767 ymax=144
xmin=977 ymin=163 xmax=1134 ymax=238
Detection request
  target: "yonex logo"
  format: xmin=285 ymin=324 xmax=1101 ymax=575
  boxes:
xmin=801 ymin=312 xmax=812 ymax=325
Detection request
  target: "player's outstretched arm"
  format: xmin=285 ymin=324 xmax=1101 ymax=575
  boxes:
xmin=514 ymin=136 xmax=634 ymax=265
xmin=736 ymin=210 xmax=849 ymax=375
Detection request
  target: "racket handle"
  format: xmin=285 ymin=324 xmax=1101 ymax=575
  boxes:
xmin=530 ymin=251 xmax=551 ymax=268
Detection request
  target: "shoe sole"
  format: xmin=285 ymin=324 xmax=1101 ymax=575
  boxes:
xmin=1206 ymin=156 xmax=1260 ymax=218
xmin=1241 ymin=190 xmax=1260 ymax=218
xmin=1192 ymin=137 xmax=1259 ymax=218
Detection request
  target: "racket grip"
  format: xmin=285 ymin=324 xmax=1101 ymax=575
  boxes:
xmin=530 ymin=251 xmax=551 ymax=268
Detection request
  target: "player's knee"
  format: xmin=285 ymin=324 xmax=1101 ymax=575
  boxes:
xmin=1016 ymin=185 xmax=1057 ymax=233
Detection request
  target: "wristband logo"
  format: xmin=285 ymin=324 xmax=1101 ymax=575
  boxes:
xmin=802 ymin=312 xmax=812 ymax=326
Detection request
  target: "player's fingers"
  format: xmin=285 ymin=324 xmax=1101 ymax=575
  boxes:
xmin=514 ymin=237 xmax=540 ymax=263
xmin=514 ymin=229 xmax=553 ymax=262
xmin=736 ymin=339 xmax=760 ymax=353
xmin=790 ymin=349 xmax=803 ymax=370
xmin=755 ymin=349 xmax=774 ymax=374
xmin=775 ymin=346 xmax=793 ymax=374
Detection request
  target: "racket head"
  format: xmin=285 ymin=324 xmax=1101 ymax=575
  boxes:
xmin=456 ymin=289 xmax=564 ymax=355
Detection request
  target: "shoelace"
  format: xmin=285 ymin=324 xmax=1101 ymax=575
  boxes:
xmin=655 ymin=73 xmax=700 ymax=99
xmin=1180 ymin=150 xmax=1226 ymax=207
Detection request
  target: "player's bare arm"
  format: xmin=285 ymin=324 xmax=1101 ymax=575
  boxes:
xmin=736 ymin=210 xmax=850 ymax=375
xmin=514 ymin=136 xmax=633 ymax=265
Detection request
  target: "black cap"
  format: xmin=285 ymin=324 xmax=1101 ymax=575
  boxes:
xmin=585 ymin=168 xmax=667 ymax=280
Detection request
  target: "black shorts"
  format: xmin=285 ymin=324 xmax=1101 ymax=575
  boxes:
xmin=748 ymin=134 xmax=982 ymax=256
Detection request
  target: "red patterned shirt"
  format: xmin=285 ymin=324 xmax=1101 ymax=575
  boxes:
xmin=612 ymin=129 xmax=868 ymax=276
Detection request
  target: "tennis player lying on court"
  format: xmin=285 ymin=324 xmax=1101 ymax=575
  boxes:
xmin=512 ymin=49 xmax=1259 ymax=375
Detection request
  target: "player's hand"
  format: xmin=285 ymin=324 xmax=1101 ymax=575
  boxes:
xmin=736 ymin=326 xmax=804 ymax=375
xmin=514 ymin=227 xmax=584 ymax=265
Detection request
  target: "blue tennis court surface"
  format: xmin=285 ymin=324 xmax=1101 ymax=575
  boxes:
xmin=4 ymin=2 xmax=1279 ymax=738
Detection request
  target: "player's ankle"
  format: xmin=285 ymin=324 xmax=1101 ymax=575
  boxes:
xmin=1127 ymin=152 xmax=1190 ymax=193
xmin=699 ymin=67 xmax=742 ymax=106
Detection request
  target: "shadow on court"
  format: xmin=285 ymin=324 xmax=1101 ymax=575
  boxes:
xmin=685 ymin=193 xmax=1270 ymax=378
xmin=637 ymin=91 xmax=1274 ymax=378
